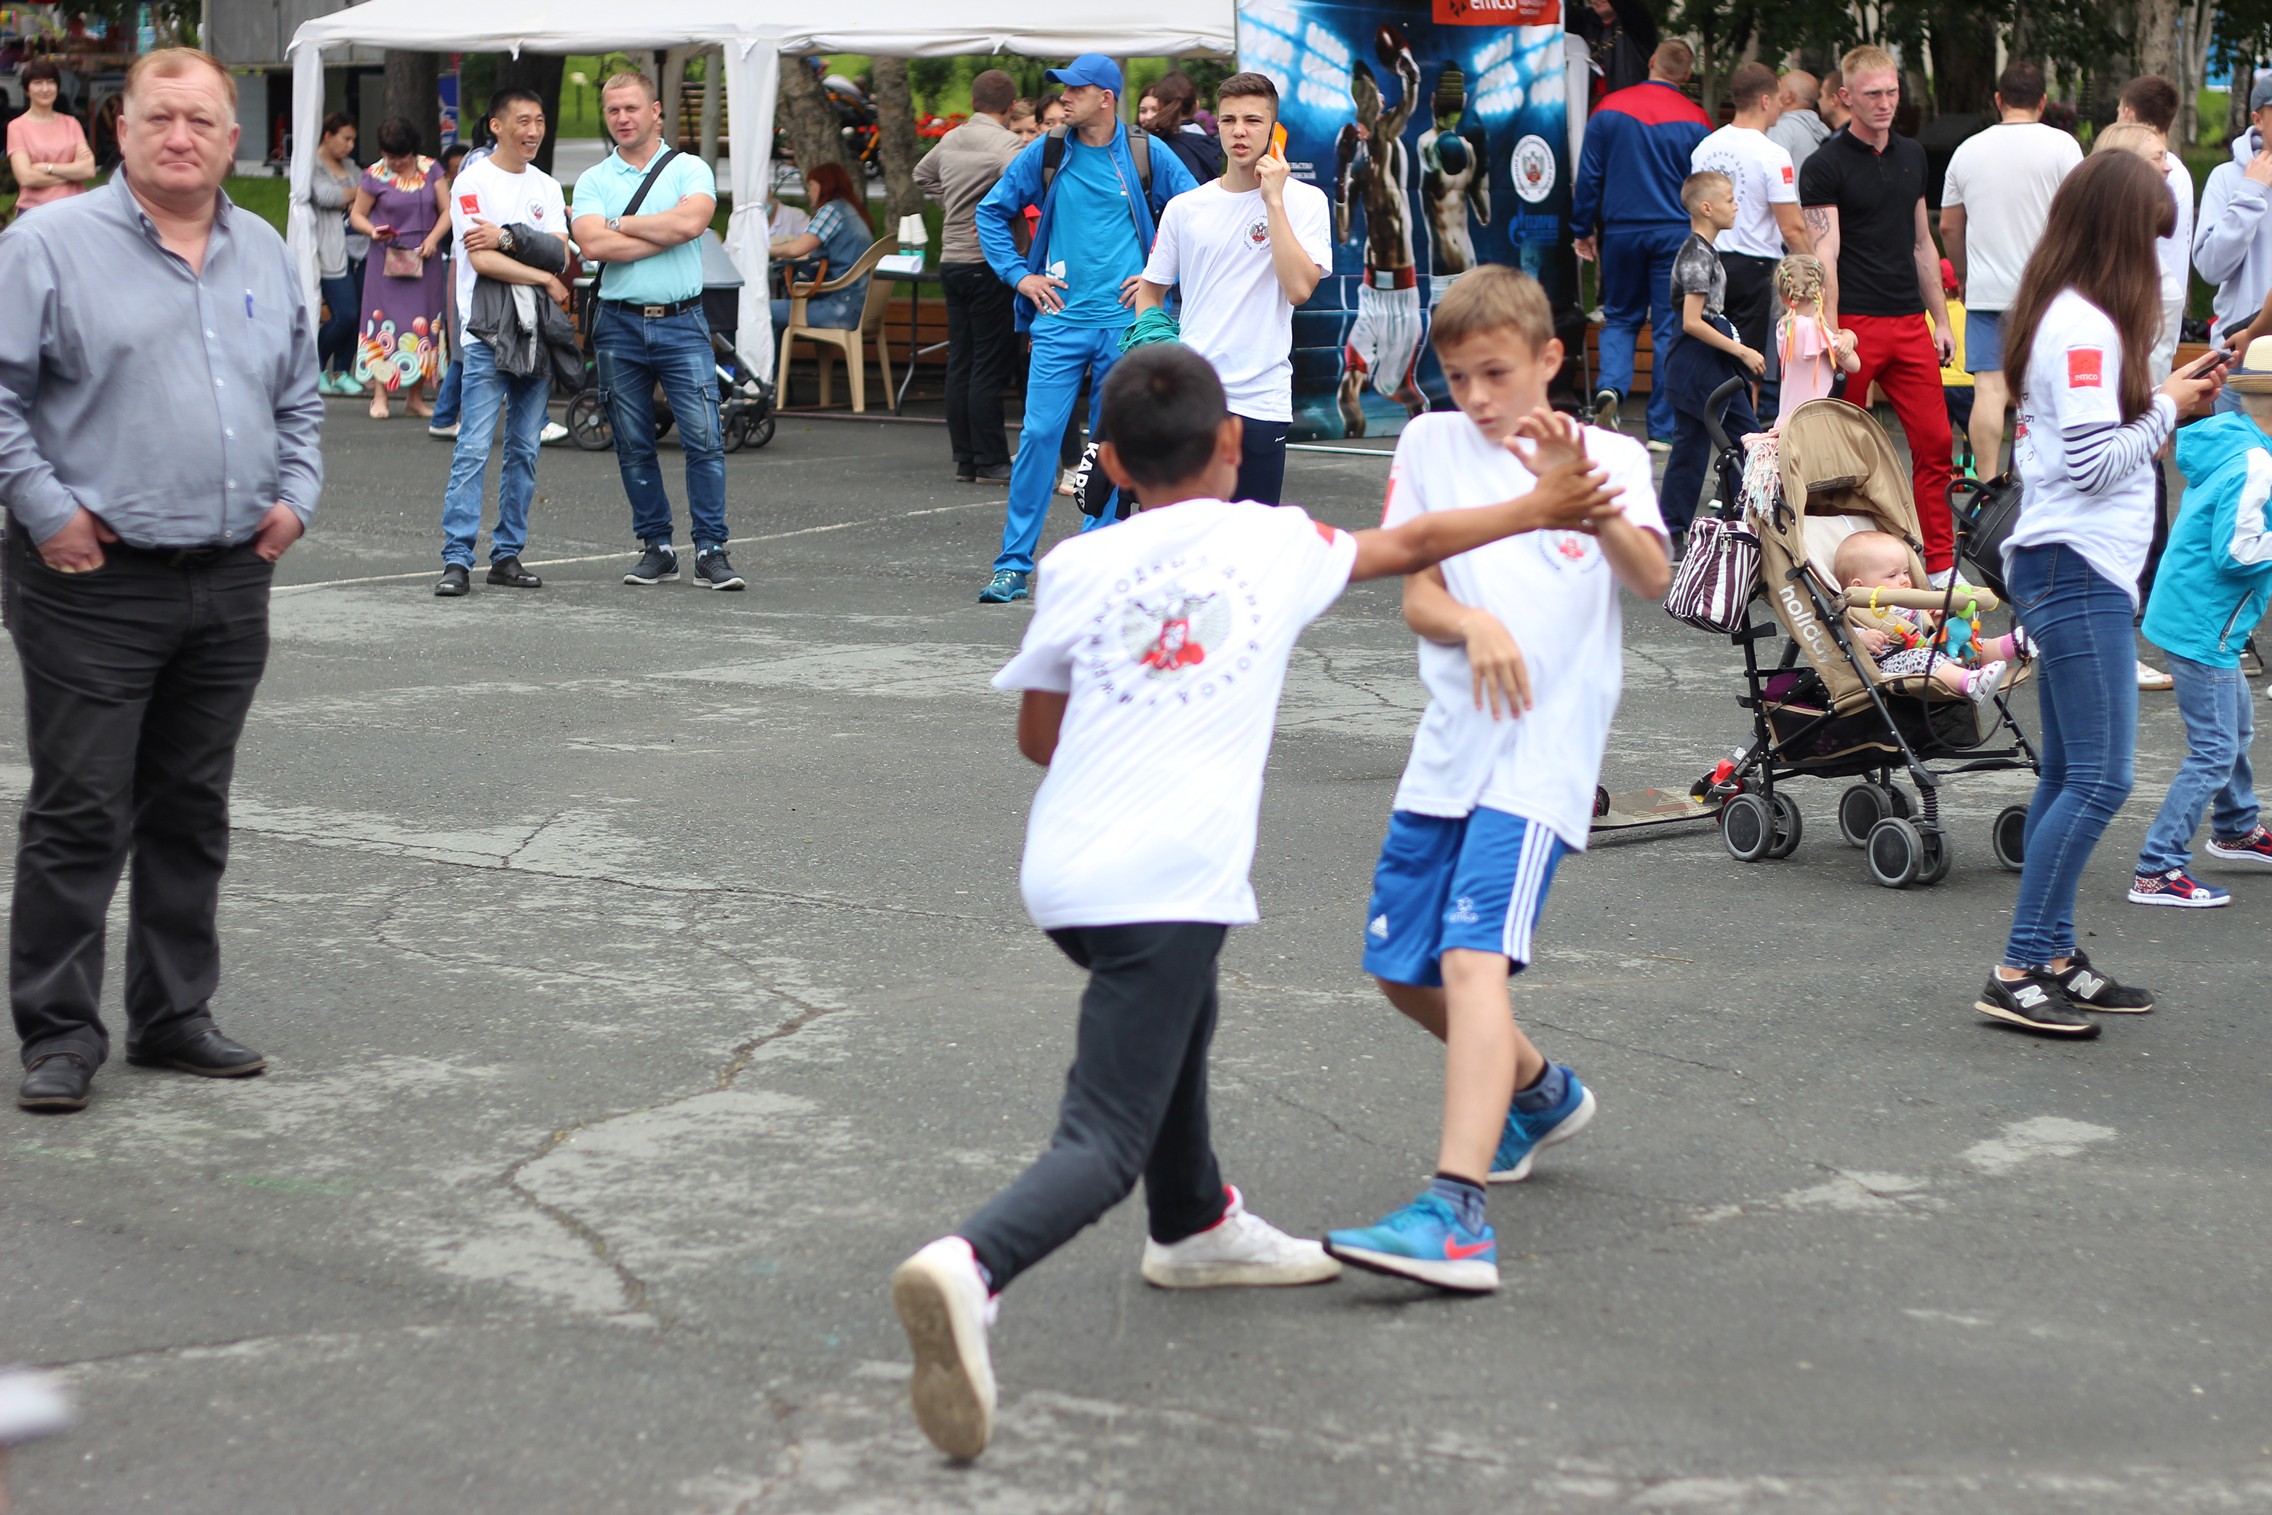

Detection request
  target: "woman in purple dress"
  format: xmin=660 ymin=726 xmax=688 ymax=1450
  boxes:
xmin=348 ymin=115 xmax=450 ymax=421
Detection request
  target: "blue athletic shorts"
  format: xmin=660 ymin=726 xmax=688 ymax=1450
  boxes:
xmin=1361 ymin=808 xmax=1568 ymax=987
xmin=1964 ymin=308 xmax=2002 ymax=375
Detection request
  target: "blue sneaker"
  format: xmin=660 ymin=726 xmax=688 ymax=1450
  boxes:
xmin=1324 ymin=1193 xmax=1498 ymax=1293
xmin=1490 ymin=1065 xmax=1597 ymax=1183
xmin=977 ymin=569 xmax=1030 ymax=604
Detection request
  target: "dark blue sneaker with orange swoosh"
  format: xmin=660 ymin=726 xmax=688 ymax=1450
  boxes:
xmin=1325 ymin=1192 xmax=1498 ymax=1293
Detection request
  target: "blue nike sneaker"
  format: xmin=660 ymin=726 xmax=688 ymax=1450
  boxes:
xmin=1324 ymin=1193 xmax=1498 ymax=1293
xmin=977 ymin=569 xmax=1030 ymax=604
xmin=1490 ymin=1065 xmax=1596 ymax=1183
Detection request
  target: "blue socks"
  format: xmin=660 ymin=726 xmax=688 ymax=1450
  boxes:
xmin=1510 ymin=1061 xmax=1568 ymax=1116
xmin=1427 ymin=1172 xmax=1487 ymax=1233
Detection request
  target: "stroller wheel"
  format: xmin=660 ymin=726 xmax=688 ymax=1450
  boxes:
xmin=1720 ymin=792 xmax=1774 ymax=862
xmin=1991 ymin=804 xmax=2028 ymax=872
xmin=740 ymin=409 xmax=775 ymax=449
xmin=1764 ymin=793 xmax=1803 ymax=859
xmin=1866 ymin=817 xmax=1923 ymax=889
xmin=1916 ymin=828 xmax=1953 ymax=886
xmin=1836 ymin=784 xmax=1889 ymax=848
xmin=565 ymin=390 xmax=613 ymax=451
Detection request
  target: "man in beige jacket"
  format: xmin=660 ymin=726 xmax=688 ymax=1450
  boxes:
xmin=916 ymin=69 xmax=1024 ymax=483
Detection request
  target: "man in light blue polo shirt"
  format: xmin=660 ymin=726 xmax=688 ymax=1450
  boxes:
xmin=570 ymin=70 xmax=741 ymax=590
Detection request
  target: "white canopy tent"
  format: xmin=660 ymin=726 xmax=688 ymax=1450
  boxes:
xmin=285 ymin=0 xmax=1236 ymax=383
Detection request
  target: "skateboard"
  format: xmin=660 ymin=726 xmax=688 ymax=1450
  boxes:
xmin=1591 ymin=785 xmax=1720 ymax=834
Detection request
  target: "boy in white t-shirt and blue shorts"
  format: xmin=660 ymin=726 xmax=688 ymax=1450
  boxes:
xmin=889 ymin=344 xmax=1625 ymax=1460
xmin=1325 ymin=266 xmax=1672 ymax=1293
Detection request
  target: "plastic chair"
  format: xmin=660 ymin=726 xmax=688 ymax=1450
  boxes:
xmin=777 ymin=238 xmax=895 ymax=412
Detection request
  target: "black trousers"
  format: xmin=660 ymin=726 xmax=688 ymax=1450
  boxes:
xmin=959 ymin=922 xmax=1230 ymax=1289
xmin=1720 ymin=250 xmax=1780 ymax=411
xmin=5 ymin=529 xmax=273 ymax=1066
xmin=940 ymin=262 xmax=1017 ymax=471
xmin=1233 ymin=415 xmax=1292 ymax=506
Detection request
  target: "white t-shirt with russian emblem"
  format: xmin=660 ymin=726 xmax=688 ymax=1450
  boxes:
xmin=1690 ymin=124 xmax=1798 ymax=261
xmin=1384 ymin=413 xmax=1666 ymax=851
xmin=448 ymin=154 xmax=567 ymax=349
xmin=1141 ymin=178 xmax=1333 ymax=424
xmin=994 ymin=499 xmax=1359 ymax=929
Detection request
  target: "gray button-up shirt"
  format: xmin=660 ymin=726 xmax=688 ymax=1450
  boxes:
xmin=0 ymin=174 xmax=323 ymax=548
xmin=914 ymin=114 xmax=1024 ymax=265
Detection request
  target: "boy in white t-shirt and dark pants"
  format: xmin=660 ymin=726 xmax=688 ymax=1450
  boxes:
xmin=1134 ymin=71 xmax=1332 ymax=505
xmin=1325 ymin=266 xmax=1672 ymax=1293
xmin=1689 ymin=61 xmax=1811 ymax=412
xmin=890 ymin=344 xmax=1626 ymax=1460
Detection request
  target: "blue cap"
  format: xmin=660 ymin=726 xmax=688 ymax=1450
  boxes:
xmin=1045 ymin=54 xmax=1123 ymax=96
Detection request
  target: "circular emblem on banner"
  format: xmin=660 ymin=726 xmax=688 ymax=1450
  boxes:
xmin=1512 ymin=134 xmax=1557 ymax=203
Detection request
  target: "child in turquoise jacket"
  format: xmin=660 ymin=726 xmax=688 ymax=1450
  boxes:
xmin=2130 ymin=389 xmax=2272 ymax=908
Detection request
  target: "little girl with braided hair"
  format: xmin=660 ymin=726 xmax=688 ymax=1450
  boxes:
xmin=1774 ymin=253 xmax=1860 ymax=426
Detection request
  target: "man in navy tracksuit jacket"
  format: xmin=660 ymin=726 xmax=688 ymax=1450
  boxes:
xmin=1571 ymin=41 xmax=1710 ymax=445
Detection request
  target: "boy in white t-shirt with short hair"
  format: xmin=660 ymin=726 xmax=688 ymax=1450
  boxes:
xmin=1325 ymin=265 xmax=1672 ymax=1294
xmin=890 ymin=344 xmax=1625 ymax=1461
xmin=1134 ymin=71 xmax=1332 ymax=505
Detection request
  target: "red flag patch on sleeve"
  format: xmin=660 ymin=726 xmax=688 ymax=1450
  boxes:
xmin=2067 ymin=347 xmax=2104 ymax=388
xmin=1780 ymin=165 xmax=1794 ymax=185
xmin=458 ymin=193 xmax=480 ymax=214
xmin=1314 ymin=520 xmax=1347 ymax=547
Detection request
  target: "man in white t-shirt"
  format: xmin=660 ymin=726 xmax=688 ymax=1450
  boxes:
xmin=435 ymin=88 xmax=569 ymax=598
xmin=1690 ymin=60 xmax=1811 ymax=409
xmin=1939 ymin=61 xmax=2082 ymax=475
xmin=1134 ymin=72 xmax=1331 ymax=505
xmin=2116 ymin=74 xmax=2196 ymax=383
xmin=886 ymin=343 xmax=1624 ymax=1461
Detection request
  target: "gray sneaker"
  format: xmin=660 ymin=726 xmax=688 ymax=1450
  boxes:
xmin=694 ymin=548 xmax=745 ymax=591
xmin=624 ymin=545 xmax=679 ymax=586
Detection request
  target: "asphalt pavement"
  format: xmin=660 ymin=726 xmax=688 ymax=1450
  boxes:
xmin=4 ymin=403 xmax=2271 ymax=1514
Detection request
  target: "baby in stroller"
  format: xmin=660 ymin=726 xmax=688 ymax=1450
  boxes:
xmin=1835 ymin=531 xmax=2022 ymax=705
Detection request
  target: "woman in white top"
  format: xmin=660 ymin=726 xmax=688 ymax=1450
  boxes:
xmin=1977 ymin=151 xmax=2224 ymax=1038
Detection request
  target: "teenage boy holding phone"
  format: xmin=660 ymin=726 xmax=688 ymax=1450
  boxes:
xmin=1135 ymin=73 xmax=1332 ymax=504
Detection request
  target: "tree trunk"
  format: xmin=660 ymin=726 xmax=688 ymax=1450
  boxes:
xmin=1926 ymin=0 xmax=1997 ymax=118
xmin=777 ymin=54 xmax=853 ymax=182
xmin=699 ymin=48 xmax=723 ymax=165
xmin=2135 ymin=0 xmax=2186 ymax=107
xmin=495 ymin=52 xmax=566 ymax=174
xmin=872 ymin=56 xmax=923 ymax=224
xmin=382 ymin=51 xmax=440 ymax=156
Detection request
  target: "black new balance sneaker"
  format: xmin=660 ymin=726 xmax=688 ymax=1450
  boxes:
xmin=624 ymin=545 xmax=680 ymax=586
xmin=693 ymin=548 xmax=745 ymax=591
xmin=1975 ymin=969 xmax=2100 ymax=1037
xmin=2053 ymin=950 xmax=2155 ymax=1014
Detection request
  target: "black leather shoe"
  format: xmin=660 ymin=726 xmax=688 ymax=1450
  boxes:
xmin=19 ymin=1052 xmax=92 ymax=1111
xmin=487 ymin=556 xmax=542 ymax=588
xmin=125 ymin=1027 xmax=267 ymax=1078
xmin=953 ymin=463 xmax=977 ymax=483
xmin=971 ymin=463 xmax=1013 ymax=484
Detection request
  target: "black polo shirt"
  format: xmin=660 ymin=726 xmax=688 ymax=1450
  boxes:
xmin=1797 ymin=127 xmax=1927 ymax=318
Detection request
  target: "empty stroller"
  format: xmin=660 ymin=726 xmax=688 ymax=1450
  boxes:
xmin=1687 ymin=396 xmax=2040 ymax=888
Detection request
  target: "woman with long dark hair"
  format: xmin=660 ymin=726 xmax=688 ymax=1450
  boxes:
xmin=1144 ymin=70 xmax=1222 ymax=181
xmin=1977 ymin=150 xmax=2224 ymax=1037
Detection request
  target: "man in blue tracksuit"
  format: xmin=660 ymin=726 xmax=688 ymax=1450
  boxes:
xmin=972 ymin=54 xmax=1198 ymax=603
xmin=1571 ymin=40 xmax=1709 ymax=447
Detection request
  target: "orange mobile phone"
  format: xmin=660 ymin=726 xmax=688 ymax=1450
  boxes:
xmin=1270 ymin=123 xmax=1287 ymax=159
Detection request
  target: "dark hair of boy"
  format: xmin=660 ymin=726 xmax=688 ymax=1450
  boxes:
xmin=376 ymin=115 xmax=421 ymax=157
xmin=1214 ymin=71 xmax=1279 ymax=115
xmin=1997 ymin=60 xmax=2046 ymax=110
xmin=1726 ymin=61 xmax=1777 ymax=110
xmin=970 ymin=68 xmax=1018 ymax=116
xmin=1101 ymin=347 xmax=1228 ymax=488
xmin=488 ymin=87 xmax=544 ymax=124
xmin=1679 ymin=169 xmax=1731 ymax=216
xmin=1429 ymin=263 xmax=1556 ymax=351
xmin=2120 ymin=74 xmax=2179 ymax=133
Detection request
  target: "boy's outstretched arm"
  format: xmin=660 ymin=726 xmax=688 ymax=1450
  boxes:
xmin=1350 ymin=455 xmax=1619 ymax=582
xmin=1016 ymin=690 xmax=1068 ymax=766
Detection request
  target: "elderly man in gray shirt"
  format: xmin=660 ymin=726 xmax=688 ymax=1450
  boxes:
xmin=914 ymin=68 xmax=1024 ymax=484
xmin=0 ymin=48 xmax=321 ymax=1113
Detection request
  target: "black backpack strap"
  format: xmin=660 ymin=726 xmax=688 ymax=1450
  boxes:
xmin=589 ymin=147 xmax=682 ymax=303
xmin=1039 ymin=126 xmax=1068 ymax=199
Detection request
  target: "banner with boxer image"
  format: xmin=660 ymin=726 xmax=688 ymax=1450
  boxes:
xmin=1239 ymin=0 xmax=1571 ymax=439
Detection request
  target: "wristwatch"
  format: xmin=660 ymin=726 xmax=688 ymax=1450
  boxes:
xmin=605 ymin=215 xmax=621 ymax=231
xmin=497 ymin=226 xmax=518 ymax=253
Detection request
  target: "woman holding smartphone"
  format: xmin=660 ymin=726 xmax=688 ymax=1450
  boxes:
xmin=1973 ymin=149 xmax=2226 ymax=1038
xmin=349 ymin=115 xmax=450 ymax=421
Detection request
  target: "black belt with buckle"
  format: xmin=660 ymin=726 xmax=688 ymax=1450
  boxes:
xmin=604 ymin=295 xmax=705 ymax=319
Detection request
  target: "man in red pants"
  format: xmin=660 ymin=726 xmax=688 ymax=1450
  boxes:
xmin=1798 ymin=44 xmax=1958 ymax=579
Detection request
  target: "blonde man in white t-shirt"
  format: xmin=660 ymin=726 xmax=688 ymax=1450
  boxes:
xmin=1939 ymin=61 xmax=2083 ymax=475
xmin=888 ymin=344 xmax=1625 ymax=1460
xmin=1326 ymin=268 xmax=1671 ymax=1294
xmin=1134 ymin=72 xmax=1331 ymax=504
xmin=1690 ymin=60 xmax=1811 ymax=408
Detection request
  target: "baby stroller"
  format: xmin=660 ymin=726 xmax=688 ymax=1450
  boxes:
xmin=1686 ymin=393 xmax=2040 ymax=889
xmin=564 ymin=233 xmax=775 ymax=454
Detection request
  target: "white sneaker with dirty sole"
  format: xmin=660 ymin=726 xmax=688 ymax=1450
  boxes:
xmin=891 ymin=1237 xmax=997 ymax=1460
xmin=1139 ymin=1185 xmax=1342 ymax=1289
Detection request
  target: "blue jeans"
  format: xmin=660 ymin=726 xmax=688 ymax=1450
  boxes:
xmin=318 ymin=271 xmax=360 ymax=376
xmin=1596 ymin=222 xmax=1686 ymax=442
xmin=431 ymin=359 xmax=462 ymax=427
xmin=2004 ymin=544 xmax=2139 ymax=969
xmin=595 ymin=304 xmax=727 ymax=550
xmin=439 ymin=338 xmax=550 ymax=568
xmin=2136 ymin=653 xmax=2259 ymax=874
xmin=998 ymin=322 xmax=1122 ymax=574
